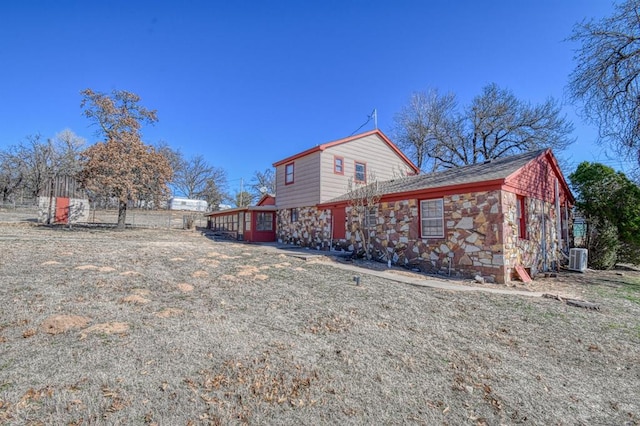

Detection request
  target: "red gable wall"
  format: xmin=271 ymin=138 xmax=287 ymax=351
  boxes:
xmin=503 ymin=150 xmax=573 ymax=205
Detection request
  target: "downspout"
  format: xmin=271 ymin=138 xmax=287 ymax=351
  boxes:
xmin=329 ymin=211 xmax=333 ymax=251
xmin=541 ymin=202 xmax=547 ymax=272
xmin=564 ymin=203 xmax=570 ymax=249
xmin=555 ymin=179 xmax=561 ymax=252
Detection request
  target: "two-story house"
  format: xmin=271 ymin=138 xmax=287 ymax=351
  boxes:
xmin=272 ymin=130 xmax=574 ymax=284
xmin=272 ymin=129 xmax=420 ymax=248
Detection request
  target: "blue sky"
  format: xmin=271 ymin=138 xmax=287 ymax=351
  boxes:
xmin=0 ymin=1 xmax=633 ymax=194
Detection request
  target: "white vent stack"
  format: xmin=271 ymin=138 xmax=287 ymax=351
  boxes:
xmin=568 ymin=248 xmax=588 ymax=272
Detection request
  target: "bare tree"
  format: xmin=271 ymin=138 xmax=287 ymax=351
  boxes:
xmin=250 ymin=168 xmax=275 ymax=199
xmin=232 ymin=190 xmax=253 ymax=208
xmin=79 ymin=89 xmax=173 ymax=228
xmin=347 ymin=173 xmax=382 ymax=260
xmin=393 ymin=89 xmax=456 ymax=171
xmin=393 ymin=83 xmax=574 ymax=171
xmin=0 ymin=130 xmax=85 ymax=203
xmin=0 ymin=146 xmax=25 ymax=203
xmin=52 ymin=129 xmax=86 ymax=177
xmin=172 ymin=154 xmax=226 ymax=199
xmin=569 ymin=0 xmax=640 ymax=169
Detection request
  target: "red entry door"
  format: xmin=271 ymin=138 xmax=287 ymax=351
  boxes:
xmin=332 ymin=208 xmax=346 ymax=239
xmin=55 ymin=197 xmax=69 ymax=224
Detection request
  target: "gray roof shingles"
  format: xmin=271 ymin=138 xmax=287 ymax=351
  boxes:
xmin=325 ymin=149 xmax=546 ymax=204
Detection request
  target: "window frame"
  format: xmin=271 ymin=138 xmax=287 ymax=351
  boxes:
xmin=354 ymin=161 xmax=367 ymax=183
xmin=290 ymin=208 xmax=299 ymax=223
xmin=516 ymin=195 xmax=527 ymax=239
xmin=364 ymin=206 xmax=378 ymax=230
xmin=284 ymin=162 xmax=295 ymax=185
xmin=256 ymin=212 xmax=273 ymax=231
xmin=420 ymin=198 xmax=445 ymax=239
xmin=334 ymin=156 xmax=344 ymax=175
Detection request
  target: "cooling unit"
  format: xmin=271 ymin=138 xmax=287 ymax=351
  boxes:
xmin=568 ymin=248 xmax=588 ymax=272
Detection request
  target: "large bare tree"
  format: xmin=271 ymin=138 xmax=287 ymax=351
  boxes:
xmin=249 ymin=168 xmax=275 ymax=199
xmin=0 ymin=130 xmax=85 ymax=203
xmin=392 ymin=89 xmax=456 ymax=171
xmin=156 ymin=143 xmax=228 ymax=210
xmin=79 ymin=89 xmax=172 ymax=228
xmin=569 ymin=0 xmax=640 ymax=170
xmin=172 ymin=154 xmax=227 ymax=200
xmin=393 ymin=84 xmax=574 ymax=172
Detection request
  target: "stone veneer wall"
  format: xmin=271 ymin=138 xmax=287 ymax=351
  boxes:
xmin=345 ymin=191 xmax=507 ymax=283
xmin=502 ymin=191 xmax=562 ymax=279
xmin=276 ymin=189 xmax=562 ymax=284
xmin=277 ymin=207 xmax=346 ymax=250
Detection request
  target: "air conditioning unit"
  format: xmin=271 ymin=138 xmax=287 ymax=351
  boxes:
xmin=568 ymin=248 xmax=588 ymax=272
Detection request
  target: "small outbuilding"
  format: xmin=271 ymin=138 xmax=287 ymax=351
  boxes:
xmin=206 ymin=194 xmax=276 ymax=242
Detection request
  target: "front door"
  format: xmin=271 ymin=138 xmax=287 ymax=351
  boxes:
xmin=332 ymin=207 xmax=346 ymax=239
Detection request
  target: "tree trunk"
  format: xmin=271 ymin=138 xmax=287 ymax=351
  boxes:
xmin=117 ymin=200 xmax=127 ymax=229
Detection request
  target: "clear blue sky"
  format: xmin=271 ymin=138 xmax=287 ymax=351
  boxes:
xmin=0 ymin=1 xmax=633 ymax=194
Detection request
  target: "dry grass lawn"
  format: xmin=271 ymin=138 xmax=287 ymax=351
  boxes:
xmin=1 ymin=223 xmax=639 ymax=425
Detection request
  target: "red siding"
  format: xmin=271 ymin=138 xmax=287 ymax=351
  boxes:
xmin=504 ymin=152 xmax=572 ymax=205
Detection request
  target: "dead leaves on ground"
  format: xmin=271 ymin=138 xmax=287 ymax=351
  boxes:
xmin=185 ymin=353 xmax=319 ymax=422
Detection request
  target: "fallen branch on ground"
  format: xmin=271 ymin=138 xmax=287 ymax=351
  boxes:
xmin=542 ymin=293 xmax=600 ymax=310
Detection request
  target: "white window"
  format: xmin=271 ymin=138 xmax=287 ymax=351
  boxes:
xmin=355 ymin=162 xmax=366 ymax=183
xmin=365 ymin=207 xmax=377 ymax=229
xmin=420 ymin=199 xmax=444 ymax=238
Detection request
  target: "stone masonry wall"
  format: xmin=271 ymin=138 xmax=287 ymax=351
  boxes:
xmin=277 ymin=207 xmax=347 ymax=250
xmin=502 ymin=191 xmax=562 ymax=279
xmin=347 ymin=191 xmax=507 ymax=283
xmin=276 ymin=189 xmax=560 ymax=284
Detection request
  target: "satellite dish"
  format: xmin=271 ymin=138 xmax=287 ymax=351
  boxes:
xmin=259 ymin=186 xmax=268 ymax=194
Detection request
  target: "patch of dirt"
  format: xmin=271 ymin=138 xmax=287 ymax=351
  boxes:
xmin=237 ymin=266 xmax=260 ymax=276
xmin=79 ymin=322 xmax=129 ymax=339
xmin=74 ymin=265 xmax=116 ymax=272
xmin=40 ymin=315 xmax=92 ymax=335
xmin=220 ymin=274 xmax=237 ymax=282
xmin=155 ymin=308 xmax=183 ymax=318
xmin=120 ymin=271 xmax=140 ymax=276
xmin=191 ymin=270 xmax=209 ymax=278
xmin=177 ymin=283 xmax=194 ymax=292
xmin=198 ymin=258 xmax=220 ymax=267
xmin=41 ymin=260 xmax=61 ymax=266
xmin=120 ymin=295 xmax=150 ymax=305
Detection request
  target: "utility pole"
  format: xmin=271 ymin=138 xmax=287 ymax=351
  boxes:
xmin=373 ymin=108 xmax=378 ymax=129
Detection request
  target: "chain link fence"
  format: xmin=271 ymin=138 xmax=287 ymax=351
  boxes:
xmin=0 ymin=201 xmax=208 ymax=229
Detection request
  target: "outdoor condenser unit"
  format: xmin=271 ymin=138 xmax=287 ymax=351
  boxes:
xmin=568 ymin=248 xmax=588 ymax=272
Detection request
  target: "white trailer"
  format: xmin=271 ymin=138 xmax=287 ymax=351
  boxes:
xmin=168 ymin=197 xmax=208 ymax=212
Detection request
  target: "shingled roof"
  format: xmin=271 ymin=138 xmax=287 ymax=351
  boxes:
xmin=324 ymin=149 xmax=548 ymax=204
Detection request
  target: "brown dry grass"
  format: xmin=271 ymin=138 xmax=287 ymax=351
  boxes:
xmin=0 ymin=222 xmax=639 ymax=425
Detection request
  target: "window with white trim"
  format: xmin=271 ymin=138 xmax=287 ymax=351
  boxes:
xmin=355 ymin=162 xmax=366 ymax=183
xmin=334 ymin=156 xmax=344 ymax=174
xmin=365 ymin=206 xmax=377 ymax=229
xmin=420 ymin=199 xmax=444 ymax=238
